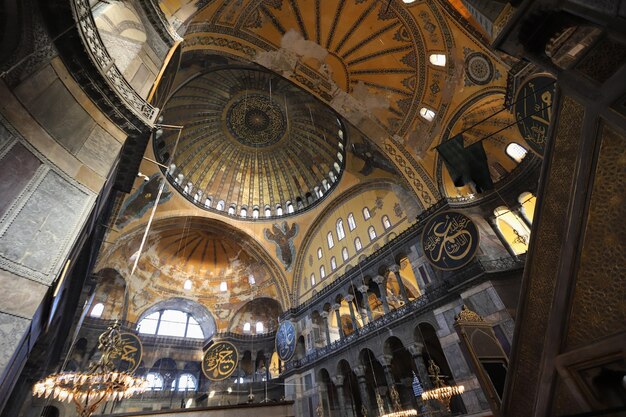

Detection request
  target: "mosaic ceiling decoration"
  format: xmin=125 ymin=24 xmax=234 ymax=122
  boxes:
xmin=183 ymin=0 xmax=442 ymax=136
xmin=156 ymin=67 xmax=346 ymax=218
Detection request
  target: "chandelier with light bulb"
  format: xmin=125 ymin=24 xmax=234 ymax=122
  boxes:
xmin=33 ymin=322 xmax=147 ymax=417
xmin=421 ymin=360 xmax=465 ymax=412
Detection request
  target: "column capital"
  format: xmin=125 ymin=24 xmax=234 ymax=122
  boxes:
xmin=320 ymin=311 xmax=329 ymax=319
xmin=373 ymin=275 xmax=386 ymax=285
xmin=332 ymin=303 xmax=341 ymax=311
xmin=407 ymin=342 xmax=425 ymax=357
xmin=378 ymin=354 xmax=394 ymax=367
xmin=354 ymin=365 xmax=367 ymax=378
xmin=344 ymin=294 xmax=354 ymax=302
xmin=388 ymin=264 xmax=400 ymax=273
xmin=332 ymin=375 xmax=345 ymax=386
xmin=357 ymin=284 xmax=369 ymax=293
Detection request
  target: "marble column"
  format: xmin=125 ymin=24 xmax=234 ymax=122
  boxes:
xmin=354 ymin=365 xmax=371 ymax=415
xmin=318 ymin=383 xmax=330 ymax=416
xmin=407 ymin=343 xmax=432 ymax=389
xmin=389 ymin=264 xmax=409 ymax=304
xmin=333 ymin=303 xmax=345 ymax=340
xmin=357 ymin=285 xmax=373 ymax=322
xmin=379 ymin=354 xmax=396 ymax=411
xmin=321 ymin=311 xmax=332 ymax=345
xmin=373 ymin=275 xmax=390 ymax=314
xmin=513 ymin=204 xmax=533 ymax=229
xmin=487 ymin=216 xmax=519 ymax=259
xmin=344 ymin=295 xmax=359 ymax=332
xmin=332 ymin=375 xmax=348 ymax=417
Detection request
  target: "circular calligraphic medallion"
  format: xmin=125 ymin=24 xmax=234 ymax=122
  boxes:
xmin=110 ymin=333 xmax=143 ymax=373
xmin=275 ymin=321 xmax=297 ymax=362
xmin=514 ymin=75 xmax=556 ymax=155
xmin=422 ymin=211 xmax=480 ymax=270
xmin=202 ymin=341 xmax=239 ymax=381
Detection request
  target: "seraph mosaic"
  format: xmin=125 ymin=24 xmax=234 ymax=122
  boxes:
xmin=265 ymin=222 xmax=298 ymax=271
xmin=115 ymin=174 xmax=173 ymax=228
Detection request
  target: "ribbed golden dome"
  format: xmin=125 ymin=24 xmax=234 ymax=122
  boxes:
xmin=155 ymin=67 xmax=346 ymax=218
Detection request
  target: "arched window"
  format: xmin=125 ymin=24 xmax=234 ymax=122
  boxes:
xmin=317 ymin=247 xmax=323 ymax=259
xmin=183 ymin=182 xmax=192 ymax=194
xmin=193 ymin=191 xmax=202 ymax=203
xmin=90 ymin=303 xmax=104 ymax=318
xmin=329 ymin=171 xmax=336 ymax=183
xmin=382 ymin=215 xmax=392 ymax=230
xmin=342 ymin=247 xmax=349 ymax=261
xmin=204 ymin=197 xmax=212 ymax=208
xmin=506 ymin=142 xmax=528 ymax=163
xmin=419 ymin=107 xmax=436 ymax=121
xmin=494 ymin=206 xmax=531 ymax=255
xmin=327 ymin=232 xmax=335 ymax=249
xmin=265 ymin=205 xmax=272 ymax=218
xmin=368 ymin=226 xmax=377 ymax=241
xmin=220 ymin=281 xmax=228 ymax=292
xmin=145 ymin=372 xmax=164 ymax=391
xmin=363 ymin=207 xmax=371 ymax=220
xmin=183 ymin=280 xmax=192 ymax=290
xmin=320 ymin=265 xmax=326 ymax=279
xmin=228 ymin=205 xmax=236 ymax=215
xmin=287 ymin=201 xmax=294 ymax=213
xmin=216 ymin=200 xmax=225 ymax=211
xmin=137 ymin=310 xmax=205 ymax=339
xmin=256 ymin=322 xmax=264 ymax=333
xmin=240 ymin=207 xmax=247 ymax=218
xmin=347 ymin=213 xmax=357 ymax=230
xmin=322 ymin=179 xmax=330 ymax=191
xmin=330 ymin=257 xmax=337 ymax=271
xmin=355 ymin=237 xmax=362 ymax=252
xmin=276 ymin=204 xmax=283 ymax=216
xmin=243 ymin=322 xmax=251 ymax=332
xmin=176 ymin=374 xmax=197 ymax=391
xmin=429 ymin=53 xmax=446 ymax=66
xmin=310 ymin=273 xmax=316 ymax=287
xmin=336 ymin=219 xmax=346 ymax=240
xmin=252 ymin=206 xmax=259 ymax=219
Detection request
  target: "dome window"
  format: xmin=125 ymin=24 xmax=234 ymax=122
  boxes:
xmin=220 ymin=281 xmax=228 ymax=292
xmin=420 ymin=107 xmax=436 ymax=121
xmin=90 ymin=303 xmax=104 ymax=318
xmin=256 ymin=322 xmax=264 ymax=333
xmin=205 ymin=197 xmax=212 ymax=208
xmin=265 ymin=205 xmax=272 ymax=218
xmin=183 ymin=280 xmax=192 ymax=290
xmin=216 ymin=200 xmax=225 ymax=211
xmin=506 ymin=142 xmax=528 ymax=163
xmin=228 ymin=205 xmax=236 ymax=216
xmin=287 ymin=201 xmax=294 ymax=213
xmin=240 ymin=207 xmax=247 ymax=217
xmin=252 ymin=206 xmax=260 ymax=219
xmin=276 ymin=204 xmax=283 ymax=216
xmin=429 ymin=54 xmax=446 ymax=66
xmin=243 ymin=322 xmax=251 ymax=332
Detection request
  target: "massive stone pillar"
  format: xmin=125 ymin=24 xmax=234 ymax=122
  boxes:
xmin=332 ymin=375 xmax=348 ymax=417
xmin=354 ymin=365 xmax=371 ymax=415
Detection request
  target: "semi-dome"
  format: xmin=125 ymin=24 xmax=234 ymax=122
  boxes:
xmin=154 ymin=67 xmax=347 ymax=219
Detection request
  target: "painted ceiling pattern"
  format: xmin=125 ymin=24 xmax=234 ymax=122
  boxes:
xmin=156 ymin=67 xmax=346 ymax=216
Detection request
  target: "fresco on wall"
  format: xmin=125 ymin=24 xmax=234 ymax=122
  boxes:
xmin=115 ymin=174 xmax=172 ymax=228
xmin=265 ymin=222 xmax=298 ymax=271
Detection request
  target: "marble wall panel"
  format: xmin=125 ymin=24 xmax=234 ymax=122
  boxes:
xmin=76 ymin=125 xmax=122 ymax=177
xmin=467 ymin=289 xmax=499 ymax=317
xmin=0 ymin=143 xmax=41 ymax=218
xmin=27 ymin=79 xmax=95 ymax=154
xmin=0 ymin=170 xmax=93 ymax=285
xmin=0 ymin=312 xmax=30 ymax=377
xmin=0 ymin=270 xmax=48 ymax=319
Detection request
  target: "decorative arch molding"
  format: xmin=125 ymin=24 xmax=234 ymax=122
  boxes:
xmin=292 ymin=178 xmax=416 ymax=304
xmin=136 ymin=297 xmax=217 ymax=341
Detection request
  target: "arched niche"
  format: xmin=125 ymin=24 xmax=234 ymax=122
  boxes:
xmin=228 ymin=297 xmax=283 ymax=334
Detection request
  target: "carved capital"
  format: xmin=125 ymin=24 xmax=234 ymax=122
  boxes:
xmin=354 ymin=365 xmax=367 ymax=378
xmin=373 ymin=275 xmax=386 ymax=285
xmin=378 ymin=354 xmax=394 ymax=367
xmin=332 ymin=303 xmax=341 ymax=311
xmin=357 ymin=284 xmax=369 ymax=293
xmin=320 ymin=311 xmax=329 ymax=319
xmin=388 ymin=264 xmax=400 ymax=273
xmin=407 ymin=342 xmax=425 ymax=357
xmin=344 ymin=294 xmax=354 ymax=302
xmin=332 ymin=375 xmax=345 ymax=386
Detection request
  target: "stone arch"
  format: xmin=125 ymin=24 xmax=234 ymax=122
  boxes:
xmin=137 ymin=297 xmax=217 ymax=341
xmin=228 ymin=297 xmax=282 ymax=334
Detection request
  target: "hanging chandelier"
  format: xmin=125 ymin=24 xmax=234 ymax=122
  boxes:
xmin=381 ymin=385 xmax=417 ymax=417
xmin=421 ymin=360 xmax=465 ymax=412
xmin=33 ymin=322 xmax=147 ymax=417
